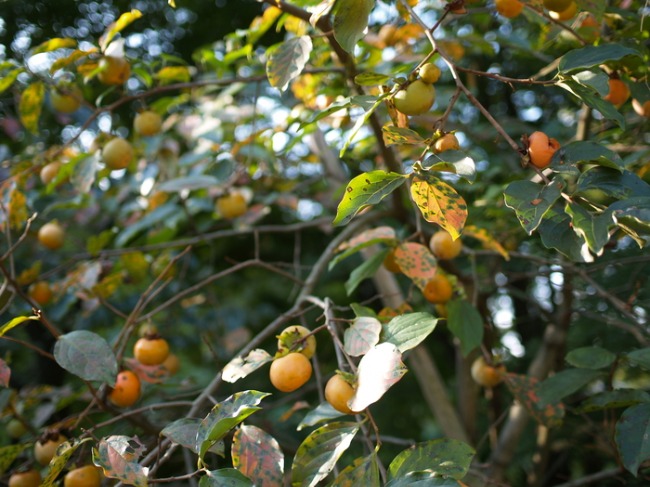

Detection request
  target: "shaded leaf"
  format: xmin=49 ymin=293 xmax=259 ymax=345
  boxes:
xmin=50 ymin=49 xmax=97 ymax=74
xmin=93 ymin=435 xmax=148 ymax=487
xmin=70 ymin=153 xmax=99 ymax=194
xmin=386 ymin=475 xmax=461 ymax=486
xmin=291 ymin=422 xmax=360 ymax=487
xmin=339 ymin=94 xmax=389 ymax=157
xmin=197 ymin=391 xmax=269 ymax=463
xmin=566 ymin=346 xmax=616 ymax=369
xmin=0 ymin=68 xmax=23 ymax=94
xmin=200 ymin=469 xmax=253 ymax=486
xmin=0 ymin=444 xmax=31 ymax=475
xmin=393 ymin=242 xmax=437 ymax=291
xmin=559 ymin=141 xmax=625 ymax=173
xmin=331 ymin=226 xmax=398 ymax=269
xmin=447 ymin=300 xmax=483 ymax=357
xmin=424 ymin=150 xmax=476 ymax=183
xmin=0 ymin=315 xmax=39 ymax=337
xmin=503 ymin=180 xmax=563 ymax=235
xmin=222 ymin=349 xmax=273 ymax=383
xmin=298 ymin=402 xmax=346 ymax=431
xmin=537 ymin=368 xmax=602 ymax=406
xmin=332 ymin=453 xmax=380 ymax=486
xmin=344 ymin=316 xmax=382 ymax=357
xmin=266 ymin=36 xmax=313 ymax=91
xmin=0 ymin=358 xmax=9 ymax=387
xmin=349 ymin=342 xmax=407 ymax=412
xmin=356 ymin=72 xmax=391 ymax=86
xmin=388 ymin=438 xmax=475 ymax=480
xmin=410 ymin=176 xmax=467 ymax=239
xmin=503 ymin=373 xmax=565 ymax=427
xmin=232 ymin=425 xmax=284 ymax=487
xmin=576 ymin=390 xmax=650 ymax=414
xmin=332 ymin=0 xmax=375 ymax=52
xmin=463 ymin=225 xmax=509 ymax=260
xmin=42 ymin=439 xmax=89 ymax=487
xmin=626 ymin=348 xmax=650 ymax=370
xmin=565 ymin=202 xmax=615 ymax=256
xmin=157 ymin=176 xmax=220 ymax=192
xmin=334 ymin=171 xmax=406 ymax=226
xmin=161 ymin=418 xmax=203 ymax=453
xmin=382 ymin=312 xmax=438 ymax=353
xmin=558 ymin=44 xmax=642 ymax=74
xmin=100 ymin=10 xmax=143 ymax=52
xmin=537 ymin=205 xmax=591 ymax=262
xmin=345 ymin=248 xmax=386 ymax=295
xmin=53 ymin=330 xmax=118 ymax=385
xmin=382 ymin=125 xmax=424 ymax=146
xmin=557 ymin=79 xmax=625 ymax=128
xmin=19 ymin=81 xmax=45 ymax=134
xmin=615 ymin=403 xmax=650 ymax=475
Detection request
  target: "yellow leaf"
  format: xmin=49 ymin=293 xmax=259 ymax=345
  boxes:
xmin=32 ymin=37 xmax=77 ymax=55
xmin=100 ymin=10 xmax=143 ymax=52
xmin=464 ymin=225 xmax=510 ymax=261
xmin=8 ymin=187 xmax=28 ymax=230
xmin=19 ymin=81 xmax=45 ymax=134
xmin=155 ymin=66 xmax=191 ymax=85
xmin=410 ymin=176 xmax=467 ymax=239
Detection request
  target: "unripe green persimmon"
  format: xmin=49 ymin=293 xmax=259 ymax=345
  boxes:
xmin=51 ymin=86 xmax=82 ymax=113
xmin=134 ymin=110 xmax=163 ymax=136
xmin=97 ymin=56 xmax=131 ymax=85
xmin=102 ymin=138 xmax=134 ymax=170
xmin=393 ymin=80 xmax=435 ymax=116
xmin=419 ymin=63 xmax=441 ymax=84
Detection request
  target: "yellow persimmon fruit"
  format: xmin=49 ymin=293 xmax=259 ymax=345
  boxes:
xmin=433 ymin=133 xmax=460 ymax=153
xmin=471 ymin=356 xmax=506 ymax=387
xmin=38 ymin=221 xmax=65 ymax=250
xmin=102 ymin=137 xmax=134 ymax=170
xmin=495 ymin=0 xmax=524 ymax=18
xmin=216 ymin=192 xmax=248 ymax=219
xmin=269 ymin=352 xmax=312 ymax=392
xmin=51 ymin=85 xmax=82 ymax=114
xmin=549 ymin=1 xmax=577 ymax=20
xmin=419 ymin=63 xmax=441 ymax=84
xmin=429 ymin=231 xmax=462 ymax=260
xmin=134 ymin=110 xmax=163 ymax=136
xmin=393 ymin=80 xmax=436 ymax=116
xmin=97 ymin=56 xmax=131 ymax=85
xmin=325 ymin=374 xmax=355 ymax=414
xmin=543 ymin=0 xmax=572 ymax=12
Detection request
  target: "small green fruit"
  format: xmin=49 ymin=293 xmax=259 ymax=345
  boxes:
xmin=393 ymin=80 xmax=436 ymax=116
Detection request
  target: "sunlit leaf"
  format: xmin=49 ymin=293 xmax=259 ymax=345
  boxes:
xmin=297 ymin=402 xmax=346 ymax=431
xmin=0 ymin=68 xmax=23 ymax=94
xmin=349 ymin=342 xmax=407 ymax=412
xmin=0 ymin=315 xmax=39 ymax=337
xmin=616 ymin=403 xmax=650 ymax=475
xmin=332 ymin=0 xmax=375 ymax=52
xmin=222 ymin=349 xmax=273 ymax=383
xmin=463 ymin=225 xmax=509 ymax=260
xmin=93 ymin=436 xmax=148 ymax=487
xmin=424 ymin=150 xmax=476 ymax=183
xmin=410 ymin=176 xmax=467 ymax=239
xmin=31 ymin=37 xmax=77 ymax=55
xmin=331 ymin=226 xmax=398 ymax=269
xmin=100 ymin=10 xmax=143 ymax=52
xmin=382 ymin=125 xmax=424 ymax=146
xmin=41 ymin=439 xmax=89 ymax=487
xmin=266 ymin=36 xmax=313 ymax=91
xmin=393 ymin=242 xmax=437 ymax=291
xmin=50 ymin=49 xmax=97 ymax=74
xmin=291 ymin=422 xmax=360 ymax=487
xmin=155 ymin=66 xmax=191 ymax=85
xmin=339 ymin=94 xmax=388 ymax=156
xmin=356 ymin=72 xmax=391 ymax=86
xmin=161 ymin=418 xmax=203 ymax=453
xmin=197 ymin=391 xmax=269 ymax=463
xmin=565 ymin=202 xmax=615 ymax=256
xmin=53 ymin=331 xmax=118 ymax=385
xmin=503 ymin=180 xmax=563 ymax=235
xmin=19 ymin=81 xmax=45 ymax=134
xmin=157 ymin=176 xmax=220 ymax=192
xmin=388 ymin=438 xmax=475 ymax=480
xmin=382 ymin=312 xmax=438 ymax=353
xmin=8 ymin=186 xmax=27 ymax=230
xmin=334 ymin=171 xmax=406 ymax=226
xmin=332 ymin=453 xmax=380 ymax=486
xmin=232 ymin=425 xmax=284 ymax=487
xmin=558 ymin=44 xmax=642 ymax=74
xmin=344 ymin=316 xmax=382 ymax=357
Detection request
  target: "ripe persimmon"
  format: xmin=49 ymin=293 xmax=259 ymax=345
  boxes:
xmin=471 ymin=356 xmax=506 ymax=387
xmin=429 ymin=231 xmax=462 ymax=260
xmin=269 ymin=352 xmax=312 ymax=392
xmin=8 ymin=470 xmax=41 ymax=487
xmin=216 ymin=192 xmax=248 ymax=219
xmin=528 ymin=131 xmax=560 ymax=169
xmin=383 ymin=248 xmax=402 ymax=273
xmin=134 ymin=336 xmax=170 ymax=366
xmin=277 ymin=325 xmax=317 ymax=359
xmin=97 ymin=56 xmax=131 ymax=85
xmin=325 ymin=374 xmax=356 ymax=414
xmin=51 ymin=85 xmax=82 ymax=114
xmin=29 ymin=281 xmax=53 ymax=305
xmin=423 ymin=273 xmax=453 ymax=304
xmin=604 ymin=78 xmax=630 ymax=108
xmin=64 ymin=465 xmax=102 ymax=487
xmin=102 ymin=137 xmax=134 ymax=170
xmin=633 ymin=99 xmax=650 ymax=118
xmin=495 ymin=0 xmax=524 ymax=18
xmin=108 ymin=370 xmax=141 ymax=408
xmin=34 ymin=432 xmax=67 ymax=465
xmin=38 ymin=221 xmax=65 ymax=250
xmin=433 ymin=133 xmax=460 ymax=153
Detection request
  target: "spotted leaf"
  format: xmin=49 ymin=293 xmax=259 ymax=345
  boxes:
xmin=410 ymin=176 xmax=467 ymax=239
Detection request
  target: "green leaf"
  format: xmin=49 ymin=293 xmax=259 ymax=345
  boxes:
xmin=626 ymin=348 xmax=650 ymax=370
xmin=570 ymin=70 xmax=610 ymax=97
xmin=565 ymin=202 xmax=615 ymax=256
xmin=161 ymin=418 xmax=203 ymax=453
xmin=157 ymin=176 xmax=220 ymax=192
xmin=333 ymin=171 xmax=406 ymax=226
xmin=200 ymin=469 xmax=253 ymax=487
xmin=566 ymin=346 xmax=616 ymax=369
xmin=558 ymin=44 xmax=642 ymax=74
xmin=297 ymin=402 xmax=346 ymax=431
xmin=291 ymin=422 xmax=360 ymax=487
xmin=576 ymin=390 xmax=650 ymax=414
xmin=155 ymin=66 xmax=191 ymax=85
xmin=615 ymin=403 xmax=650 ymax=475
xmin=558 ymin=141 xmax=625 ymax=173
xmin=222 ymin=349 xmax=273 ymax=383
xmin=0 ymin=315 xmax=39 ymax=337
xmin=19 ymin=81 xmax=45 ymax=134
xmin=355 ymin=72 xmax=391 ymax=86
xmin=100 ymin=9 xmax=143 ymax=52
xmin=382 ymin=312 xmax=438 ymax=353
xmin=504 ymin=180 xmax=563 ymax=235
xmin=410 ymin=175 xmax=467 ymax=239
xmin=424 ymin=150 xmax=477 ymax=183
xmin=266 ymin=36 xmax=313 ymax=91
xmin=232 ymin=425 xmax=284 ymax=487
xmin=31 ymin=37 xmax=77 ymax=55
xmin=332 ymin=0 xmax=375 ymax=52
xmin=503 ymin=374 xmax=565 ymax=427
xmin=344 ymin=316 xmax=382 ymax=357
xmin=0 ymin=68 xmax=23 ymax=94
xmin=41 ymin=439 xmax=90 ymax=487
xmin=557 ymin=79 xmax=625 ymax=128
xmin=382 ymin=125 xmax=424 ymax=146
xmin=536 ymin=368 xmax=603 ymax=406
xmin=386 ymin=475 xmax=462 ymax=486
xmin=345 ymin=248 xmax=386 ymax=295
xmin=537 ymin=204 xmax=591 ymax=262
xmin=388 ymin=439 xmax=475 ymax=481
xmin=576 ymin=168 xmax=650 ymax=202
xmin=197 ymin=390 xmax=269 ymax=463
xmin=447 ymin=300 xmax=483 ymax=357
xmin=0 ymin=443 xmax=31 ymax=475
xmin=115 ymin=202 xmax=180 ymax=247
xmin=610 ymin=197 xmax=650 ymax=239
xmin=332 ymin=453 xmax=381 ymax=486
xmin=339 ymin=94 xmax=389 ymax=157
xmin=53 ymin=331 xmax=118 ymax=385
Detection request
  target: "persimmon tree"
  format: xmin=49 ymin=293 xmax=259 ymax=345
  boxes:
xmin=1 ymin=1 xmax=649 ymax=486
